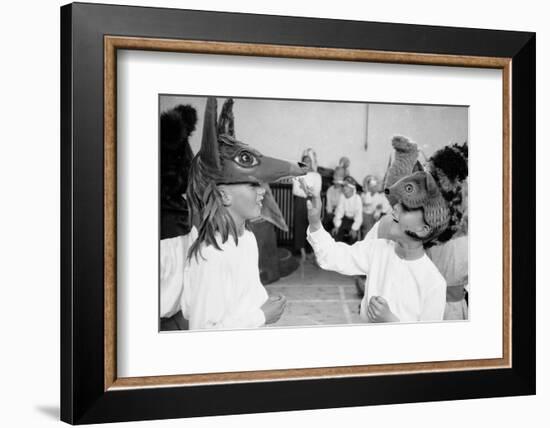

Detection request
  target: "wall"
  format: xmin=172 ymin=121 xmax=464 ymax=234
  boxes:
xmin=161 ymin=95 xmax=467 ymax=181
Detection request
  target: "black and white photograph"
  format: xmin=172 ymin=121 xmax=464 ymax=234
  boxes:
xmin=159 ymin=95 xmax=469 ymax=331
xmin=1 ymin=0 xmax=544 ymax=426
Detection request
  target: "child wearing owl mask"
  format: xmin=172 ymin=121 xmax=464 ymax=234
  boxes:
xmin=305 ymin=170 xmax=448 ymax=323
xmin=365 ymin=143 xmax=469 ymax=320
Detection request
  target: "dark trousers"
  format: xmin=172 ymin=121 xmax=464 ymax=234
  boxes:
xmin=335 ymin=217 xmax=358 ymax=245
xmin=293 ymin=196 xmax=312 ymax=253
xmin=322 ymin=212 xmax=335 ymax=232
xmin=160 ymin=310 xmax=188 ymax=331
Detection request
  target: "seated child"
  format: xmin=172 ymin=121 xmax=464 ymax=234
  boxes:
xmin=332 ymin=176 xmax=363 ymax=244
xmin=361 ymin=175 xmax=392 ymax=237
xmin=323 ymin=166 xmax=345 ymax=231
xmin=306 ymin=171 xmax=448 ymax=323
xmin=181 ymin=97 xmax=306 ymax=330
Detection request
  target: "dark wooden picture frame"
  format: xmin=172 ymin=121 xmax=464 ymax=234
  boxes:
xmin=61 ymin=2 xmax=535 ymax=424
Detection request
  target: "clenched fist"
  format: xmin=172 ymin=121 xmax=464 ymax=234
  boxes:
xmin=367 ymin=296 xmax=399 ymax=323
xmin=261 ymin=294 xmax=287 ymax=324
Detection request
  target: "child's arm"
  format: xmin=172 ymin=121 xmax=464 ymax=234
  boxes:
xmin=306 ymin=193 xmax=371 ymax=276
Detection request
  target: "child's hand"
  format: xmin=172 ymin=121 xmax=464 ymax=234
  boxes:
xmin=367 ymin=296 xmax=399 ymax=323
xmin=302 ymin=179 xmax=322 ymax=231
xmin=331 ymin=227 xmax=339 ymax=236
xmin=350 ymin=229 xmax=359 ymax=240
xmin=261 ymin=294 xmax=287 ymax=324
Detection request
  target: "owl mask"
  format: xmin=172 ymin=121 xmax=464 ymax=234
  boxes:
xmin=386 ymin=171 xmax=451 ymax=240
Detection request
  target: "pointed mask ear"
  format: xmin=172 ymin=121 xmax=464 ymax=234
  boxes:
xmin=199 ymin=97 xmax=221 ymax=169
xmin=412 ymin=160 xmax=425 ymax=172
xmin=425 ymin=172 xmax=440 ymax=195
xmin=217 ymin=98 xmax=235 ymax=137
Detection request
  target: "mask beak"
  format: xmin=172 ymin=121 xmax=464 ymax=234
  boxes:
xmin=252 ymin=156 xmax=309 ymax=183
xmin=259 ymin=184 xmax=288 ymax=231
xmin=254 ymin=159 xmax=307 ymax=231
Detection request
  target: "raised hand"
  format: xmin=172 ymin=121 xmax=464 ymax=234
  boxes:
xmin=300 ymin=178 xmax=323 ymax=232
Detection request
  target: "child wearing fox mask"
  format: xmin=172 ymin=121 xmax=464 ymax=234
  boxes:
xmin=181 ymin=98 xmax=307 ymax=330
xmin=305 ymin=167 xmax=448 ymax=323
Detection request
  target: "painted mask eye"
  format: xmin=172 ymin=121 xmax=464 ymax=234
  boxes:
xmin=234 ymin=150 xmax=260 ymax=167
xmin=404 ymin=183 xmax=415 ymax=193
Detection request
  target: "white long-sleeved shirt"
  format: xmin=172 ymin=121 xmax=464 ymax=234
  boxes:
xmin=292 ymin=171 xmax=322 ymax=198
xmin=160 ymin=227 xmax=198 ymax=318
xmin=367 ymin=220 xmax=469 ymax=293
xmin=307 ymin=226 xmax=446 ymax=322
xmin=181 ymin=230 xmax=268 ymax=330
xmin=333 ymin=193 xmax=363 ymax=231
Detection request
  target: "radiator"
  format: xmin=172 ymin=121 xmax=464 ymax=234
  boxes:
xmin=270 ymin=182 xmax=294 ymax=246
xmin=270 ymin=181 xmax=327 ymax=248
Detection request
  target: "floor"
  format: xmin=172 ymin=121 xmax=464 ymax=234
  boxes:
xmin=266 ymin=257 xmax=364 ymax=327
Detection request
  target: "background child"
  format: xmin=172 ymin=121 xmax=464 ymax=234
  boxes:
xmin=323 ymin=166 xmax=345 ymax=231
xmin=361 ymin=174 xmax=392 ymax=237
xmin=332 ymin=176 xmax=363 ymax=244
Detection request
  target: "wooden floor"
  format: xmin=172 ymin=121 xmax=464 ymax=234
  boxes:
xmin=266 ymin=257 xmax=364 ymax=327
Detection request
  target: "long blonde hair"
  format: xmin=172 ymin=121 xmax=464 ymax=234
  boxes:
xmin=186 ymin=155 xmax=239 ymax=261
